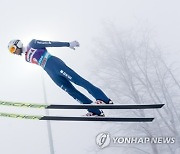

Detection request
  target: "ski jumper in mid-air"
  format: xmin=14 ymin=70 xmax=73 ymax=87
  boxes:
xmin=8 ymin=39 xmax=113 ymax=116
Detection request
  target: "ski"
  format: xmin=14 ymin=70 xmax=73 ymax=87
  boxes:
xmin=0 ymin=100 xmax=164 ymax=109
xmin=47 ymin=104 xmax=164 ymax=109
xmin=0 ymin=112 xmax=154 ymax=122
xmin=41 ymin=116 xmax=154 ymax=122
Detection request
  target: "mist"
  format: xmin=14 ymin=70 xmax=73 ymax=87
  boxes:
xmin=0 ymin=0 xmax=180 ymax=154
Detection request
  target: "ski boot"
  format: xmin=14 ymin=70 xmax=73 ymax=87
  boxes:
xmin=85 ymin=110 xmax=105 ymax=117
xmin=95 ymin=99 xmax=114 ymax=105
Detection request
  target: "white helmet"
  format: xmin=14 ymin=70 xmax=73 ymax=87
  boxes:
xmin=8 ymin=39 xmax=23 ymax=54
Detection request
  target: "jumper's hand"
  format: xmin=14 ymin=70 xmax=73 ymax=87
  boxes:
xmin=69 ymin=41 xmax=80 ymax=50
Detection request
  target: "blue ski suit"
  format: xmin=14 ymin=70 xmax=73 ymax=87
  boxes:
xmin=24 ymin=39 xmax=110 ymax=115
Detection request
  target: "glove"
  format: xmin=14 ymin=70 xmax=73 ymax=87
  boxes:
xmin=69 ymin=41 xmax=80 ymax=50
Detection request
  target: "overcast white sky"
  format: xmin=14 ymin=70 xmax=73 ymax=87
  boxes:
xmin=0 ymin=0 xmax=180 ymax=154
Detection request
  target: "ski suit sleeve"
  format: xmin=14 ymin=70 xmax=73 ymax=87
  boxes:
xmin=29 ymin=39 xmax=70 ymax=49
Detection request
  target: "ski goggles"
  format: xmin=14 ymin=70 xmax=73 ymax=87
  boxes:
xmin=9 ymin=45 xmax=17 ymax=54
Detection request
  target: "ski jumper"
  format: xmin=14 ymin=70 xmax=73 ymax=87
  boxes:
xmin=24 ymin=39 xmax=110 ymax=114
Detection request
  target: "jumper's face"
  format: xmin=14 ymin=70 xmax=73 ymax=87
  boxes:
xmin=14 ymin=48 xmax=23 ymax=55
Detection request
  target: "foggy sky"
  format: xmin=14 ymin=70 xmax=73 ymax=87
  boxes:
xmin=0 ymin=0 xmax=180 ymax=154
